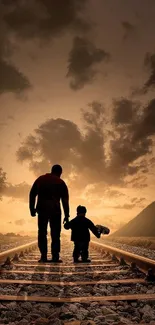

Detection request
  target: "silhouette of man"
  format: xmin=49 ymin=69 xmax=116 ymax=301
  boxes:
xmin=29 ymin=164 xmax=70 ymax=263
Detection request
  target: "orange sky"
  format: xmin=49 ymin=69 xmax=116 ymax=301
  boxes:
xmin=1 ymin=0 xmax=155 ymax=234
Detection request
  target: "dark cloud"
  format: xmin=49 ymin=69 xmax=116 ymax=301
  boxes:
xmin=17 ymin=135 xmax=38 ymax=163
xmin=15 ymin=219 xmax=26 ymax=226
xmin=2 ymin=0 xmax=90 ymax=40
xmin=17 ymin=119 xmax=82 ymax=177
xmin=0 ymin=58 xmax=30 ymax=94
xmin=108 ymin=98 xmax=155 ymax=183
xmin=0 ymin=0 xmax=90 ymax=95
xmin=82 ymin=101 xmax=105 ymax=130
xmin=112 ymin=98 xmax=140 ymax=125
xmin=16 ymin=102 xmax=106 ymax=188
xmin=134 ymin=98 xmax=155 ymax=140
xmin=122 ymin=21 xmax=135 ymax=41
xmin=0 ymin=4 xmax=31 ymax=94
xmin=143 ymin=52 xmax=155 ymax=92
xmin=16 ymin=97 xmax=155 ymax=190
xmin=67 ymin=37 xmax=110 ymax=90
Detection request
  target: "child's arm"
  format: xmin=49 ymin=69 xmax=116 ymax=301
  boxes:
xmin=88 ymin=220 xmax=101 ymax=238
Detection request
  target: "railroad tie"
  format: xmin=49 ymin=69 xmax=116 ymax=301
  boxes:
xmin=1 ymin=236 xmax=155 ymax=325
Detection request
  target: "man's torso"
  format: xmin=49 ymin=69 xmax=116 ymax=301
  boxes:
xmin=36 ymin=173 xmax=64 ymax=214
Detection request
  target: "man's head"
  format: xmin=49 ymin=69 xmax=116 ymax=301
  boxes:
xmin=77 ymin=205 xmax=87 ymax=216
xmin=51 ymin=164 xmax=62 ymax=177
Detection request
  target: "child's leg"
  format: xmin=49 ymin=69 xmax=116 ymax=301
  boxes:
xmin=81 ymin=241 xmax=89 ymax=261
xmin=73 ymin=241 xmax=80 ymax=261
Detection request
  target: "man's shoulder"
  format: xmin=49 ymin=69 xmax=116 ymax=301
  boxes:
xmin=59 ymin=178 xmax=66 ymax=185
xmin=36 ymin=174 xmax=49 ymax=182
xmin=39 ymin=174 xmax=65 ymax=183
xmin=34 ymin=175 xmax=44 ymax=183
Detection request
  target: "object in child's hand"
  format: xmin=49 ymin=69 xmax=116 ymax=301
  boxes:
xmin=96 ymin=225 xmax=110 ymax=235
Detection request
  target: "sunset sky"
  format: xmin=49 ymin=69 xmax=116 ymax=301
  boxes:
xmin=1 ymin=0 xmax=155 ymax=235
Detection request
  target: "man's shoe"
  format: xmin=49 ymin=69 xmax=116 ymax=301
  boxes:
xmin=73 ymin=259 xmax=81 ymax=263
xmin=50 ymin=258 xmax=63 ymax=263
xmin=82 ymin=259 xmax=91 ymax=263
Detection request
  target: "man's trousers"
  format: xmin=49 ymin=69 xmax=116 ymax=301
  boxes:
xmin=38 ymin=213 xmax=61 ymax=259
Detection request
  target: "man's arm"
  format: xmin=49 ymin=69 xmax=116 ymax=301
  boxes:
xmin=64 ymin=220 xmax=72 ymax=230
xmin=61 ymin=181 xmax=70 ymax=223
xmin=29 ymin=179 xmax=39 ymax=216
xmin=88 ymin=220 xmax=100 ymax=238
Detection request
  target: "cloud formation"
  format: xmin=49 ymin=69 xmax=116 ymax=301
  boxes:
xmin=16 ymin=97 xmax=155 ymax=194
xmin=134 ymin=98 xmax=155 ymax=140
xmin=0 ymin=168 xmax=7 ymax=200
xmin=0 ymin=166 xmax=31 ymax=201
xmin=127 ymin=175 xmax=148 ymax=189
xmin=111 ymin=197 xmax=146 ymax=210
xmin=0 ymin=4 xmax=30 ymax=94
xmin=2 ymin=0 xmax=89 ymax=40
xmin=1 ymin=94 xmax=154 ymax=207
xmin=15 ymin=219 xmax=26 ymax=226
xmin=0 ymin=59 xmax=30 ymax=94
xmin=112 ymin=98 xmax=139 ymax=125
xmin=143 ymin=52 xmax=155 ymax=92
xmin=16 ymin=102 xmax=107 ymax=188
xmin=109 ymin=97 xmax=155 ymax=183
xmin=0 ymin=0 xmax=90 ymax=95
xmin=121 ymin=21 xmax=135 ymax=41
xmin=3 ymin=182 xmax=30 ymax=202
xmin=67 ymin=37 xmax=110 ymax=90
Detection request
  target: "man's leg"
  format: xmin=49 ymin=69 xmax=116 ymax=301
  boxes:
xmin=38 ymin=214 xmax=48 ymax=261
xmin=49 ymin=214 xmax=61 ymax=261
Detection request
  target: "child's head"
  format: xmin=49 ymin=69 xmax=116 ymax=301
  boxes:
xmin=77 ymin=205 xmax=87 ymax=216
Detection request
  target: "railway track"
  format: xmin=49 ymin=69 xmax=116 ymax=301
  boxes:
xmin=0 ymin=235 xmax=155 ymax=324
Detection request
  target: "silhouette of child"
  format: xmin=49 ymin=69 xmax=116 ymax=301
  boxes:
xmin=64 ymin=205 xmax=101 ymax=263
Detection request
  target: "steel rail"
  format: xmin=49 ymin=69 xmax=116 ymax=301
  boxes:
xmin=0 ymin=241 xmax=37 ymax=263
xmin=91 ymin=240 xmax=155 ymax=273
xmin=0 ymin=239 xmax=155 ymax=309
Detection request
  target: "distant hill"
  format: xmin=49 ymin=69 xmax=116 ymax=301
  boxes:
xmin=112 ymin=201 xmax=155 ymax=237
